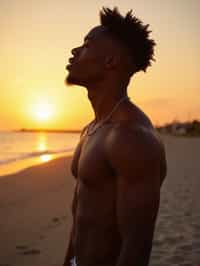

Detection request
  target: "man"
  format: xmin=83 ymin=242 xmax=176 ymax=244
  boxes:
xmin=63 ymin=7 xmax=167 ymax=266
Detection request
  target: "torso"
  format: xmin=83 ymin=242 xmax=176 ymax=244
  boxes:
xmin=70 ymin=102 xmax=166 ymax=266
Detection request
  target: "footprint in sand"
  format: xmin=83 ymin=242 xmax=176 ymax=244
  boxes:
xmin=47 ymin=216 xmax=61 ymax=229
xmin=52 ymin=217 xmax=60 ymax=223
xmin=16 ymin=244 xmax=29 ymax=250
xmin=16 ymin=245 xmax=41 ymax=255
xmin=22 ymin=248 xmax=41 ymax=255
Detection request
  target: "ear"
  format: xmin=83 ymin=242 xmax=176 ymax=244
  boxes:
xmin=105 ymin=55 xmax=120 ymax=70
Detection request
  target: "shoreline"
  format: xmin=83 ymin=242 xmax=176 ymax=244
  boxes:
xmin=0 ymin=151 xmax=74 ymax=178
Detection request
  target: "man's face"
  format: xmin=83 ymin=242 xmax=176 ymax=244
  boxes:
xmin=65 ymin=26 xmax=111 ymax=87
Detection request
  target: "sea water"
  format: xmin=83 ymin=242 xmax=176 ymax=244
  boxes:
xmin=0 ymin=131 xmax=80 ymax=176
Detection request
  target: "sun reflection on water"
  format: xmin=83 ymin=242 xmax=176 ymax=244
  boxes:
xmin=40 ymin=154 xmax=52 ymax=162
xmin=37 ymin=133 xmax=47 ymax=151
xmin=36 ymin=133 xmax=53 ymax=163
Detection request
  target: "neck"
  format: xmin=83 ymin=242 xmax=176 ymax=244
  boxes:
xmin=87 ymin=82 xmax=128 ymax=122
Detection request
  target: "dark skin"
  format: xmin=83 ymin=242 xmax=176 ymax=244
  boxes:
xmin=63 ymin=26 xmax=167 ymax=266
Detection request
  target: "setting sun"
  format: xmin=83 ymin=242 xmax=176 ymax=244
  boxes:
xmin=34 ymin=102 xmax=54 ymax=121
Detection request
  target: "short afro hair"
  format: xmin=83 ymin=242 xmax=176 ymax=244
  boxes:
xmin=100 ymin=7 xmax=156 ymax=73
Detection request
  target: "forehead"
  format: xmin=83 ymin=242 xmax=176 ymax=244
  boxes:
xmin=84 ymin=26 xmax=110 ymax=42
xmin=83 ymin=26 xmax=126 ymax=56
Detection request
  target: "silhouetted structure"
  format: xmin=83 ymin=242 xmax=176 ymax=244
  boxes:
xmin=156 ymin=120 xmax=200 ymax=137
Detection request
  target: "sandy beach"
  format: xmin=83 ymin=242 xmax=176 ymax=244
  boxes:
xmin=0 ymin=134 xmax=199 ymax=266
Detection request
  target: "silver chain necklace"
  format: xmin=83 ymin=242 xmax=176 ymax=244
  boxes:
xmin=86 ymin=96 xmax=129 ymax=136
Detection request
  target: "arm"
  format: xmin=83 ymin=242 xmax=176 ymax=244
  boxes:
xmin=63 ymin=183 xmax=78 ymax=266
xmin=106 ymin=126 xmax=162 ymax=266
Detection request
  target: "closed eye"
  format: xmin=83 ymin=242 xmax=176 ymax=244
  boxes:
xmin=83 ymin=41 xmax=89 ymax=48
xmin=82 ymin=37 xmax=91 ymax=48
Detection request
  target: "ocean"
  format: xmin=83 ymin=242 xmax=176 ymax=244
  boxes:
xmin=0 ymin=131 xmax=80 ymax=176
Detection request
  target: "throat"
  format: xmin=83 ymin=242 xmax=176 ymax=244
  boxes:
xmin=86 ymin=95 xmax=129 ymax=136
xmin=89 ymin=94 xmax=129 ymax=122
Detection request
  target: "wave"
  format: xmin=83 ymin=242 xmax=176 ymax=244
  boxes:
xmin=0 ymin=147 xmax=75 ymax=165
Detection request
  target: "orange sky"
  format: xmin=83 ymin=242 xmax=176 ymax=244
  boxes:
xmin=0 ymin=0 xmax=199 ymax=130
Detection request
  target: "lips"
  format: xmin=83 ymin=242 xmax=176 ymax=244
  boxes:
xmin=66 ymin=57 xmax=76 ymax=70
xmin=66 ymin=64 xmax=72 ymax=70
xmin=66 ymin=59 xmax=73 ymax=70
xmin=69 ymin=57 xmax=74 ymax=64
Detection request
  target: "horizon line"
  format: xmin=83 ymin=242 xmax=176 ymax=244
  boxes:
xmin=0 ymin=118 xmax=199 ymax=133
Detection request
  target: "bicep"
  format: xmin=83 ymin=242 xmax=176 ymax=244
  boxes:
xmin=116 ymin=174 xmax=160 ymax=239
xmin=105 ymin=127 xmax=161 ymax=238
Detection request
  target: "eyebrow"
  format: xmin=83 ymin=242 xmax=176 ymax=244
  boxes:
xmin=84 ymin=35 xmax=93 ymax=42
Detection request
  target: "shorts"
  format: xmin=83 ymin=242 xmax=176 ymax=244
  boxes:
xmin=70 ymin=257 xmax=77 ymax=266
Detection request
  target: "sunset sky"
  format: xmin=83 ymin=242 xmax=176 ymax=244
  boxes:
xmin=0 ymin=0 xmax=199 ymax=130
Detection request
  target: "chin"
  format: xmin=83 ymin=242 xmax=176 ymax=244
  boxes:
xmin=65 ymin=73 xmax=87 ymax=87
xmin=65 ymin=74 xmax=74 ymax=86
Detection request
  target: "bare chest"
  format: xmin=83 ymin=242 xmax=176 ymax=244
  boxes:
xmin=71 ymin=130 xmax=114 ymax=186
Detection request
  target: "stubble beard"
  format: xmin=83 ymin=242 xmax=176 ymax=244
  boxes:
xmin=65 ymin=73 xmax=87 ymax=87
xmin=65 ymin=68 xmax=103 ymax=88
xmin=65 ymin=74 xmax=74 ymax=86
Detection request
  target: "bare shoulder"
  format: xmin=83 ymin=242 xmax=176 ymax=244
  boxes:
xmin=105 ymin=99 xmax=165 ymax=158
xmin=106 ymin=121 xmax=163 ymax=159
xmin=105 ymin=120 xmax=167 ymax=184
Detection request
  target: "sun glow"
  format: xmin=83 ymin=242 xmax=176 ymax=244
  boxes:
xmin=34 ymin=102 xmax=54 ymax=121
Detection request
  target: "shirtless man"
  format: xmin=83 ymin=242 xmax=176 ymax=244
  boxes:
xmin=63 ymin=7 xmax=167 ymax=266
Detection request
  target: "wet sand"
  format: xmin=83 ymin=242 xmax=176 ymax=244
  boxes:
xmin=0 ymin=135 xmax=199 ymax=266
xmin=0 ymin=156 xmax=75 ymax=266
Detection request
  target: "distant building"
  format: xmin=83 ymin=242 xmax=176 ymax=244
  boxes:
xmin=156 ymin=120 xmax=200 ymax=137
xmin=171 ymin=122 xmax=187 ymax=135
